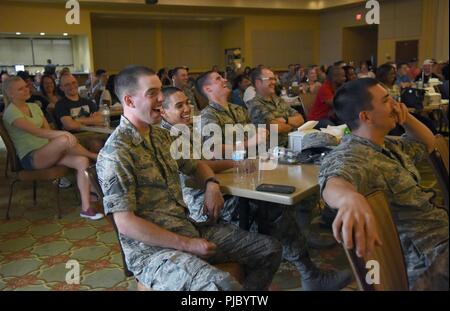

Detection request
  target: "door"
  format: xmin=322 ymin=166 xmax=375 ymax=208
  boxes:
xmin=395 ymin=40 xmax=418 ymax=64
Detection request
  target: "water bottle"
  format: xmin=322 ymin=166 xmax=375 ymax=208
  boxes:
xmin=231 ymin=148 xmax=246 ymax=185
xmin=101 ymin=104 xmax=110 ymax=128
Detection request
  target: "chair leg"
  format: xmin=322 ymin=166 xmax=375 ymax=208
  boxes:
xmin=55 ymin=178 xmax=62 ymax=219
xmin=33 ymin=181 xmax=37 ymax=206
xmin=6 ymin=179 xmax=19 ymax=220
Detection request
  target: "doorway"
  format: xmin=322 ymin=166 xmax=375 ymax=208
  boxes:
xmin=395 ymin=40 xmax=418 ymax=64
xmin=342 ymin=25 xmax=378 ymax=66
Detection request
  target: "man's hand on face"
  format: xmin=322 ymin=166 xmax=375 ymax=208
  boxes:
xmin=392 ymin=101 xmax=410 ymax=125
xmin=203 ymin=182 xmax=224 ymax=223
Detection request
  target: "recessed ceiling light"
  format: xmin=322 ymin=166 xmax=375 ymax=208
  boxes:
xmin=40 ymin=32 xmax=45 ymax=36
xmin=16 ymin=32 xmax=21 ymax=35
xmin=63 ymin=33 xmax=68 ymax=36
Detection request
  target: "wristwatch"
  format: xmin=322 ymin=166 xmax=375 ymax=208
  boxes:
xmin=204 ymin=177 xmax=220 ymax=188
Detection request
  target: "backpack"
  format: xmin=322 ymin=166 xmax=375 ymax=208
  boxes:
xmin=401 ymin=87 xmax=425 ymax=110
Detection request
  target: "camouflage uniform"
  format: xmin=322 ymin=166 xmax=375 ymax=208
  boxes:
xmin=319 ymin=134 xmax=449 ymax=290
xmin=200 ymin=102 xmax=313 ymax=262
xmin=200 ymin=101 xmax=250 ymax=146
xmin=247 ymin=94 xmax=300 ymax=147
xmin=97 ymin=116 xmax=281 ymax=291
xmin=160 ymin=118 xmax=239 ymax=224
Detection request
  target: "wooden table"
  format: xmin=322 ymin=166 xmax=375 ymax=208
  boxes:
xmin=79 ymin=125 xmax=114 ymax=134
xmin=216 ymin=162 xmax=319 ymax=229
xmin=216 ymin=163 xmax=319 ymax=205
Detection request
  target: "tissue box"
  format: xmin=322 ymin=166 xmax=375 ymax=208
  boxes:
xmin=424 ymin=93 xmax=442 ymax=106
xmin=288 ymin=130 xmax=316 ymax=152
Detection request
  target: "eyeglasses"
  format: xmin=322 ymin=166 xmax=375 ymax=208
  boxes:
xmin=259 ymin=77 xmax=277 ymax=82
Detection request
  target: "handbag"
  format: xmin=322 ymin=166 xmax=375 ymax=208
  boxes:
xmin=400 ymin=87 xmax=425 ymax=110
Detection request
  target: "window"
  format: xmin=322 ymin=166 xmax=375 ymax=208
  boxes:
xmin=0 ymin=37 xmax=73 ymax=66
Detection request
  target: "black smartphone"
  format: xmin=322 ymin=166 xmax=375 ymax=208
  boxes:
xmin=255 ymin=183 xmax=296 ymax=194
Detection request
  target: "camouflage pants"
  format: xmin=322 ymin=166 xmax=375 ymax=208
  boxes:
xmin=409 ymin=241 xmax=449 ymax=291
xmin=135 ymin=223 xmax=282 ymax=291
xmin=251 ymin=200 xmax=309 ymax=262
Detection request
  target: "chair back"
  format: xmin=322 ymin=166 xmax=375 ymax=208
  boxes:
xmin=299 ymin=93 xmax=316 ymax=119
xmin=428 ymin=135 xmax=449 ymax=211
xmin=85 ymin=165 xmax=134 ymax=277
xmin=0 ymin=117 xmax=23 ymax=172
xmin=343 ymin=190 xmax=409 ymax=291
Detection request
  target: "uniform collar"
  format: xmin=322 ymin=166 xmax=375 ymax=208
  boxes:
xmin=208 ymin=101 xmax=230 ymax=112
xmin=344 ymin=134 xmax=387 ymax=153
xmin=118 ymin=115 xmax=152 ymax=147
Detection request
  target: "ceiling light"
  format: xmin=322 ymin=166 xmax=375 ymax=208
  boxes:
xmin=16 ymin=32 xmax=21 ymax=35
xmin=63 ymin=33 xmax=68 ymax=36
xmin=40 ymin=32 xmax=45 ymax=36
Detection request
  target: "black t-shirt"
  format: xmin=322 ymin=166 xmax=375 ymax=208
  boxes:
xmin=54 ymin=96 xmax=98 ymax=130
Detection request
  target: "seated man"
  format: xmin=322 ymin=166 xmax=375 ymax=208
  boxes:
xmin=197 ymin=70 xmax=352 ymax=290
xmin=308 ymin=66 xmax=346 ymax=129
xmin=91 ymin=69 xmax=109 ymax=105
xmin=247 ymin=67 xmax=304 ymax=147
xmin=160 ymin=86 xmax=240 ymax=225
xmin=320 ymin=78 xmax=449 ymax=290
xmin=96 ymin=65 xmax=282 ymax=291
xmin=171 ymin=66 xmax=200 ymax=115
xmin=54 ymin=74 xmax=105 ymax=153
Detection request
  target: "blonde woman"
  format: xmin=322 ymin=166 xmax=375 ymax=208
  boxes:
xmin=2 ymin=76 xmax=103 ymax=220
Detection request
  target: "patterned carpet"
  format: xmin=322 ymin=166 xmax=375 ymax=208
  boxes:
xmin=0 ymin=137 xmax=443 ymax=291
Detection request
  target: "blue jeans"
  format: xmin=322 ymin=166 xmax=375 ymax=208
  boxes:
xmin=20 ymin=150 xmax=35 ymax=170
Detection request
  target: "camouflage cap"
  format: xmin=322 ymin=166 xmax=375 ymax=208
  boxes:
xmin=302 ymin=132 xmax=338 ymax=150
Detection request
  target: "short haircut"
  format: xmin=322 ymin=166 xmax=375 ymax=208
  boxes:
xmin=249 ymin=66 xmax=265 ymax=86
xmin=161 ymin=86 xmax=184 ymax=109
xmin=95 ymin=69 xmax=106 ymax=77
xmin=114 ymin=65 xmax=155 ymax=102
xmin=171 ymin=66 xmax=188 ymax=79
xmin=2 ymin=76 xmax=24 ymax=106
xmin=333 ymin=78 xmax=379 ymax=131
xmin=195 ymin=71 xmax=215 ymax=99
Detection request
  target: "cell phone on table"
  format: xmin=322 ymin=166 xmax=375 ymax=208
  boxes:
xmin=255 ymin=183 xmax=296 ymax=194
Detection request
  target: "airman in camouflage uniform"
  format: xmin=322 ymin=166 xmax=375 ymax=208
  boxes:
xmin=247 ymin=67 xmax=304 ymax=147
xmin=320 ymin=78 xmax=448 ymax=290
xmin=320 ymin=134 xmax=449 ymax=289
xmin=160 ymin=117 xmax=239 ymax=224
xmin=171 ymin=66 xmax=200 ymax=115
xmin=196 ymin=70 xmax=352 ymax=290
xmin=97 ymin=66 xmax=282 ymax=291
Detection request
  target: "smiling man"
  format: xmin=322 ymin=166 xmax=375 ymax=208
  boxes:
xmin=171 ymin=66 xmax=200 ymax=115
xmin=320 ymin=78 xmax=449 ymax=290
xmin=96 ymin=66 xmax=282 ymax=291
xmin=247 ymin=67 xmax=304 ymax=147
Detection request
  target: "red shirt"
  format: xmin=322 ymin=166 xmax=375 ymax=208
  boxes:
xmin=308 ymin=80 xmax=334 ymax=121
